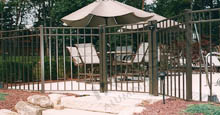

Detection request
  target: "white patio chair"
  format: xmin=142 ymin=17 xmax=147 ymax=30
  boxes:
xmin=114 ymin=42 xmax=150 ymax=81
xmin=66 ymin=46 xmax=82 ymax=65
xmin=75 ymin=43 xmax=100 ymax=64
xmin=74 ymin=43 xmax=100 ymax=82
xmin=115 ymin=42 xmax=149 ymax=64
xmin=115 ymin=45 xmax=133 ymax=62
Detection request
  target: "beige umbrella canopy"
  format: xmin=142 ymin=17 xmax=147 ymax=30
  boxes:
xmin=121 ymin=13 xmax=184 ymax=30
xmin=61 ymin=0 xmax=153 ymax=27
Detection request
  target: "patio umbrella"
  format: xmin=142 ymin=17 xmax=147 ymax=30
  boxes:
xmin=61 ymin=0 xmax=153 ymax=27
xmin=121 ymin=13 xmax=185 ymax=30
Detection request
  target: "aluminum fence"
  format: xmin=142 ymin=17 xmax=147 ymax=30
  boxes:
xmin=1 ymin=8 xmax=220 ymax=103
xmin=157 ymin=9 xmax=220 ymax=102
xmin=0 ymin=28 xmax=41 ymax=91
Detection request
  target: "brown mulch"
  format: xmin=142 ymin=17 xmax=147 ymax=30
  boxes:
xmin=0 ymin=89 xmax=48 ymax=111
xmin=0 ymin=89 xmax=78 ymax=111
xmin=135 ymin=98 xmax=206 ymax=115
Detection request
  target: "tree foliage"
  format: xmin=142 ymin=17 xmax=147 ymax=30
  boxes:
xmin=0 ymin=1 xmax=3 ymax=12
xmin=149 ymin=0 xmax=191 ymax=18
xmin=193 ymin=0 xmax=220 ymax=10
xmin=149 ymin=0 xmax=220 ymax=18
xmin=1 ymin=0 xmax=220 ymax=30
xmin=50 ymin=0 xmax=95 ymax=26
xmin=118 ymin=0 xmax=143 ymax=9
xmin=1 ymin=0 xmax=34 ymax=30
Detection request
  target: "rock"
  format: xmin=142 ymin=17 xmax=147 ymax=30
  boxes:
xmin=48 ymin=94 xmax=67 ymax=106
xmin=27 ymin=95 xmax=52 ymax=108
xmin=60 ymin=96 xmax=77 ymax=107
xmin=48 ymin=94 xmax=67 ymax=110
xmin=118 ymin=107 xmax=145 ymax=115
xmin=133 ymin=107 xmax=145 ymax=113
xmin=0 ymin=109 xmax=19 ymax=115
xmin=53 ymin=105 xmax=64 ymax=110
xmin=15 ymin=101 xmax=44 ymax=115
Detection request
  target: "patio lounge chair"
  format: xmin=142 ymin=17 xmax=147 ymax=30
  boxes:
xmin=115 ymin=45 xmax=133 ymax=62
xmin=74 ymin=43 xmax=100 ymax=82
xmin=114 ymin=43 xmax=149 ymax=63
xmin=66 ymin=46 xmax=82 ymax=65
xmin=66 ymin=46 xmax=85 ymax=81
xmin=113 ymin=42 xmax=150 ymax=81
xmin=67 ymin=44 xmax=100 ymax=82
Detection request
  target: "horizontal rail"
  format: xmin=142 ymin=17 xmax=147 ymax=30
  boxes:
xmin=192 ymin=18 xmax=220 ymax=23
xmin=105 ymin=30 xmax=150 ymax=35
xmin=0 ymin=34 xmax=40 ymax=39
xmin=1 ymin=28 xmax=39 ymax=33
xmin=43 ymin=34 xmax=99 ymax=36
xmin=192 ymin=8 xmax=220 ymax=13
xmin=43 ymin=27 xmax=99 ymax=29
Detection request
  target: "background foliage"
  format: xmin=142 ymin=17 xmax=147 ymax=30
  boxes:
xmin=1 ymin=0 xmax=220 ymax=82
xmin=2 ymin=0 xmax=220 ymax=30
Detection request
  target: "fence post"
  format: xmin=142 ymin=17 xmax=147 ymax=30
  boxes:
xmin=40 ymin=25 xmax=45 ymax=93
xmin=148 ymin=20 xmax=158 ymax=96
xmin=0 ymin=8 xmax=3 ymax=31
xmin=99 ymin=25 xmax=107 ymax=93
xmin=0 ymin=23 xmax=3 ymax=89
xmin=185 ymin=9 xmax=192 ymax=100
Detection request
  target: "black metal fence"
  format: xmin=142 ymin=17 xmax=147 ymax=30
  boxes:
xmin=0 ymin=28 xmax=41 ymax=91
xmin=157 ymin=8 xmax=220 ymax=102
xmin=42 ymin=26 xmax=100 ymax=91
xmin=1 ymin=8 xmax=220 ymax=103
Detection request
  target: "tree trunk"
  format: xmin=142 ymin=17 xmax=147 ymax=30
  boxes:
xmin=142 ymin=0 xmax=145 ymax=10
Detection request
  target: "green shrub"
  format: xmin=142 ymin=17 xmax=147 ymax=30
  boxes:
xmin=0 ymin=56 xmax=39 ymax=82
xmin=0 ymin=56 xmax=78 ymax=83
xmin=32 ymin=56 xmax=78 ymax=81
xmin=0 ymin=93 xmax=8 ymax=101
xmin=184 ymin=104 xmax=220 ymax=115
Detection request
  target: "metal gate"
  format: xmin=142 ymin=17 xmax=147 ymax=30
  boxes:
xmin=104 ymin=23 xmax=151 ymax=93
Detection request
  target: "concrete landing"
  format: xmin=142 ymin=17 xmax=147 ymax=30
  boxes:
xmin=43 ymin=91 xmax=163 ymax=115
xmin=43 ymin=109 xmax=114 ymax=115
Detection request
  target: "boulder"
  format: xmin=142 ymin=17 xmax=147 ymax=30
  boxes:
xmin=27 ymin=95 xmax=52 ymax=108
xmin=15 ymin=101 xmax=44 ymax=115
xmin=53 ymin=104 xmax=64 ymax=110
xmin=60 ymin=96 xmax=77 ymax=107
xmin=48 ymin=94 xmax=67 ymax=106
xmin=0 ymin=109 xmax=18 ymax=115
xmin=118 ymin=107 xmax=145 ymax=115
xmin=48 ymin=94 xmax=67 ymax=110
